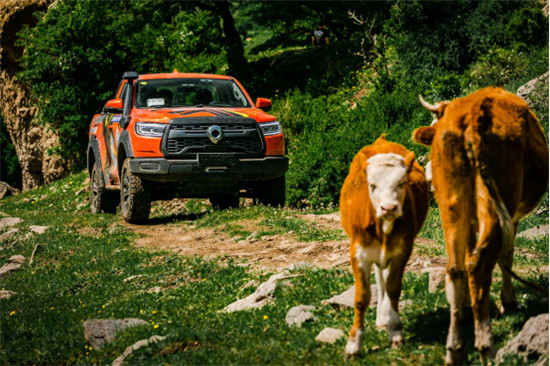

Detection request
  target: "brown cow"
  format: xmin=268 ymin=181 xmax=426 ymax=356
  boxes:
xmin=340 ymin=135 xmax=429 ymax=356
xmin=413 ymin=87 xmax=549 ymax=364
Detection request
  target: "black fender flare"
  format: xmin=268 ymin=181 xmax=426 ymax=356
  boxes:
xmin=87 ymin=137 xmax=102 ymax=176
xmin=117 ymin=129 xmax=134 ymax=169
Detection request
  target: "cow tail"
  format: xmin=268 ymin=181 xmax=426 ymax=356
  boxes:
xmin=466 ymin=97 xmax=515 ymax=256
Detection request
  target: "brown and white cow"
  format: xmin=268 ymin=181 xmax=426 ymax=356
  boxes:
xmin=340 ymin=135 xmax=429 ymax=356
xmin=413 ymin=87 xmax=549 ymax=364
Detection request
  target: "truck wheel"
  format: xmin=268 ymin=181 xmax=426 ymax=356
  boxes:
xmin=120 ymin=159 xmax=151 ymax=223
xmin=210 ymin=194 xmax=240 ymax=210
xmin=257 ymin=176 xmax=286 ymax=207
xmin=90 ymin=164 xmax=119 ymax=214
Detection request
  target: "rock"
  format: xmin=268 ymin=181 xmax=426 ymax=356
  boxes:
xmin=222 ymin=273 xmax=287 ymax=312
xmin=112 ymin=335 xmax=166 ymax=366
xmin=0 ymin=217 xmax=22 ymax=231
xmin=322 ymin=285 xmax=378 ymax=308
xmin=422 ymin=267 xmax=446 ymax=293
xmin=29 ymin=225 xmax=48 ymax=234
xmin=285 ymin=305 xmax=316 ymax=327
xmin=0 ymin=255 xmax=25 ymax=277
xmin=0 ymin=290 xmax=16 ymax=299
xmin=321 ymin=284 xmax=411 ymax=310
xmin=123 ymin=275 xmax=145 ymax=283
xmin=0 ymin=0 xmax=67 ymax=190
xmin=0 ymin=182 xmax=19 ymax=199
xmin=315 ymin=327 xmax=345 ymax=343
xmin=517 ymin=225 xmax=549 ymax=240
xmin=83 ymin=318 xmax=149 ymax=349
xmin=0 ymin=228 xmax=19 ymax=242
xmin=517 ymin=72 xmax=549 ymax=106
xmin=496 ymin=313 xmax=549 ymax=366
xmin=286 ymin=262 xmax=317 ymax=271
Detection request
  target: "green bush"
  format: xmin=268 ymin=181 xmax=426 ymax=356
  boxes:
xmin=467 ymin=47 xmax=530 ymax=88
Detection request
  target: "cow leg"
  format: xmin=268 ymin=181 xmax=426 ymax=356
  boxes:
xmin=374 ymin=264 xmax=387 ymax=329
xmin=345 ymin=250 xmax=372 ymax=357
xmin=383 ymin=254 xmax=408 ymax=347
xmin=466 ymin=217 xmax=500 ymax=361
xmin=498 ymin=222 xmax=519 ymax=313
xmin=440 ymin=200 xmax=472 ymax=365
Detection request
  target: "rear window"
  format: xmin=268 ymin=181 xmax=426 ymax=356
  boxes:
xmin=135 ymin=78 xmax=251 ymax=109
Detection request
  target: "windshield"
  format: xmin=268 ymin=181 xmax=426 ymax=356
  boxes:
xmin=134 ymin=78 xmax=251 ymax=109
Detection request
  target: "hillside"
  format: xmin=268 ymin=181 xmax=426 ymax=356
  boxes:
xmin=0 ymin=172 xmax=548 ymax=365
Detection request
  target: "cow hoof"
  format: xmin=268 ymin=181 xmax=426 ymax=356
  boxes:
xmin=344 ymin=340 xmax=361 ymax=357
xmin=445 ymin=348 xmax=467 ymax=365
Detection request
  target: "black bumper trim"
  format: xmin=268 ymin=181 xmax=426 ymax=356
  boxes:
xmin=128 ymin=156 xmax=288 ymax=183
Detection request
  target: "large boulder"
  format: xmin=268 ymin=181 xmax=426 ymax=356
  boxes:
xmin=496 ymin=313 xmax=549 ymax=366
xmin=0 ymin=0 xmax=66 ymax=190
xmin=83 ymin=318 xmax=149 ymax=349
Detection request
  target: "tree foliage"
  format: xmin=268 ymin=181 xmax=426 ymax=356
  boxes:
xmin=7 ymin=0 xmax=549 ymax=204
xmin=17 ymin=0 xmax=238 ymax=168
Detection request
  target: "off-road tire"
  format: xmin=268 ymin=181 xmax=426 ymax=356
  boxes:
xmin=257 ymin=176 xmax=286 ymax=207
xmin=120 ymin=158 xmax=151 ymax=223
xmin=210 ymin=194 xmax=240 ymax=210
xmin=90 ymin=164 xmax=119 ymax=214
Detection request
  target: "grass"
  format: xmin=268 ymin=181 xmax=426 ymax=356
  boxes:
xmin=0 ymin=172 xmax=548 ymax=365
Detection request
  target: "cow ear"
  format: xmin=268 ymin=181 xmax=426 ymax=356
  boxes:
xmin=412 ymin=126 xmax=435 ymax=146
xmin=404 ymin=151 xmax=415 ymax=171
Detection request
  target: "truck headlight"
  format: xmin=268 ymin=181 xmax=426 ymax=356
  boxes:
xmin=259 ymin=121 xmax=282 ymax=136
xmin=135 ymin=122 xmax=166 ymax=137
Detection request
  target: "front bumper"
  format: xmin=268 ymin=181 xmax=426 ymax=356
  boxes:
xmin=128 ymin=155 xmax=288 ymax=183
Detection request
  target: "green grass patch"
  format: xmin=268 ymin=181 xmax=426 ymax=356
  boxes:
xmin=0 ymin=173 xmax=548 ymax=365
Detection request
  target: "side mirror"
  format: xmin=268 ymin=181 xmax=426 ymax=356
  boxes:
xmin=255 ymin=97 xmax=272 ymax=111
xmin=105 ymin=99 xmax=123 ymax=113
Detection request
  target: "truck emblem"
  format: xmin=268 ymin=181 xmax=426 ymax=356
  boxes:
xmin=207 ymin=125 xmax=223 ymax=144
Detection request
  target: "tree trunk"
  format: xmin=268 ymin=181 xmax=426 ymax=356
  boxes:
xmin=214 ymin=1 xmax=248 ymax=78
xmin=0 ymin=0 xmax=66 ymax=190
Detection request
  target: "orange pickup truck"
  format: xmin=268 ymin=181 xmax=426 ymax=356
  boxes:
xmin=87 ymin=70 xmax=288 ymax=223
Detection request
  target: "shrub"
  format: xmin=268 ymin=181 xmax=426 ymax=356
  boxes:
xmin=467 ymin=47 xmax=530 ymax=88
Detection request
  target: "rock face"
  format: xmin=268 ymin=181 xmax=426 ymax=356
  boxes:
xmin=0 ymin=0 xmax=66 ymax=190
xmin=496 ymin=313 xmax=549 ymax=366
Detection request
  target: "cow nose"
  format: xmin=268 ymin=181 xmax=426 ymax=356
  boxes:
xmin=381 ymin=203 xmax=397 ymax=215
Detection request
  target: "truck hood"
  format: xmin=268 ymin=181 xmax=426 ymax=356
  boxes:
xmin=132 ymin=107 xmax=276 ymax=123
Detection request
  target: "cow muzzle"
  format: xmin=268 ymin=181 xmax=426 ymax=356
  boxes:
xmin=378 ymin=202 xmax=402 ymax=220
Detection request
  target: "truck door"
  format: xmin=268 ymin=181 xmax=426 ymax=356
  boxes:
xmin=103 ymin=81 xmax=129 ymax=185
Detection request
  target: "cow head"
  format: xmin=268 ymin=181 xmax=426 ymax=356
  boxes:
xmin=413 ymin=95 xmax=450 ymax=146
xmin=366 ymin=152 xmax=415 ymax=234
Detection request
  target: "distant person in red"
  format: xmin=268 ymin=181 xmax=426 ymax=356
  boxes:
xmin=312 ymin=22 xmax=330 ymax=46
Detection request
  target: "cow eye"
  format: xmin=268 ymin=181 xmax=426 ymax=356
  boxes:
xmin=369 ymin=184 xmax=376 ymax=191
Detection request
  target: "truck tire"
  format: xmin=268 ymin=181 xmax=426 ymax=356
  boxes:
xmin=210 ymin=194 xmax=240 ymax=210
xmin=120 ymin=158 xmax=151 ymax=223
xmin=90 ymin=164 xmax=119 ymax=214
xmin=257 ymin=176 xmax=286 ymax=207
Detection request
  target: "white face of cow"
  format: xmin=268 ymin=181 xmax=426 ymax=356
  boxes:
xmin=366 ymin=153 xmax=409 ymax=233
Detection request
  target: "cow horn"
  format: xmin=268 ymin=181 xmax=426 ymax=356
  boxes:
xmin=418 ymin=95 xmax=441 ymax=113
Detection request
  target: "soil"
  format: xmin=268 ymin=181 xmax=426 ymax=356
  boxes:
xmin=120 ymin=200 xmax=446 ymax=273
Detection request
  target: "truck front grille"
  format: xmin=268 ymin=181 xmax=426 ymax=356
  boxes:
xmin=162 ymin=117 xmax=265 ymax=157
